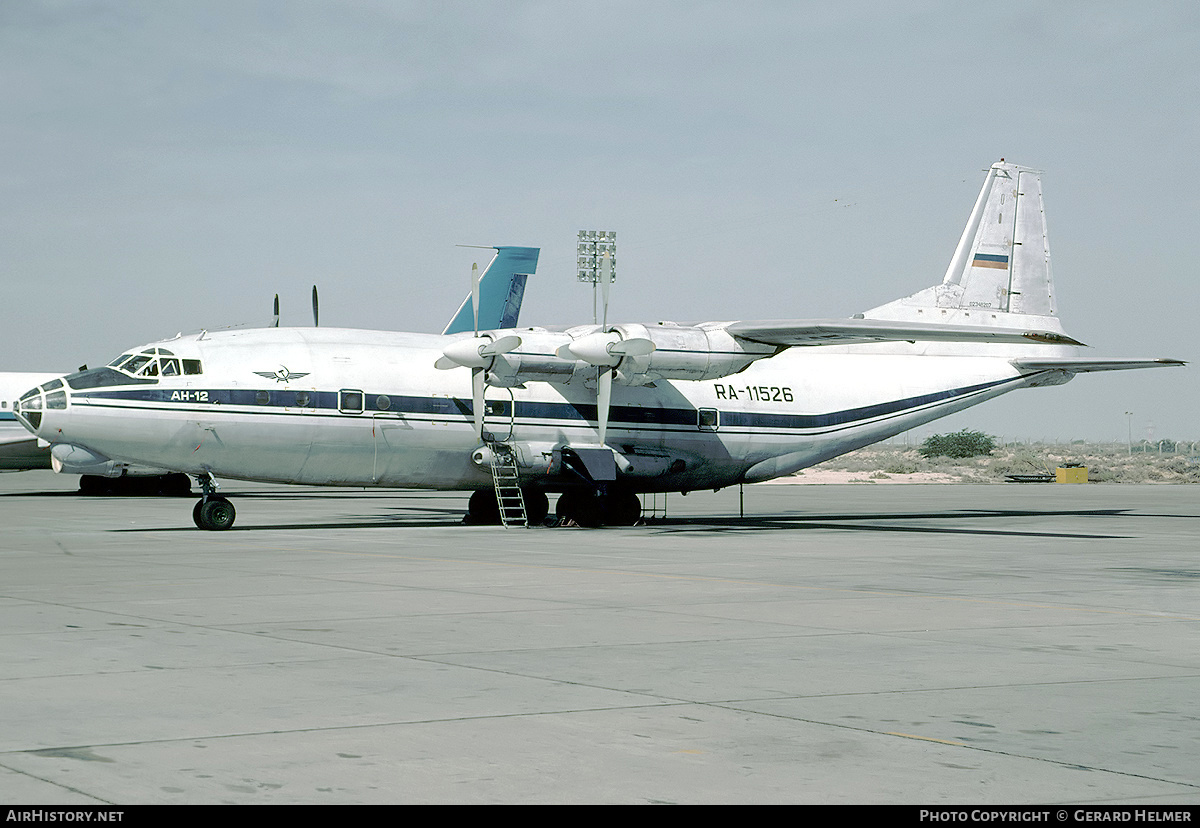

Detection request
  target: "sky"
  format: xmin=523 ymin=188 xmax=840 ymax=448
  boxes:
xmin=2 ymin=0 xmax=1196 ymax=443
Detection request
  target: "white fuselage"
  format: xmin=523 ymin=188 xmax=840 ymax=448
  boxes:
xmin=19 ymin=327 xmax=1056 ymax=492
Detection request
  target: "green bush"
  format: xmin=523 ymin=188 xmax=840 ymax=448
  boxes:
xmin=919 ymin=429 xmax=997 ymax=459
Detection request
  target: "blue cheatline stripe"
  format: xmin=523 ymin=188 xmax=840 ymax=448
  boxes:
xmin=74 ymin=376 xmax=1017 ymax=434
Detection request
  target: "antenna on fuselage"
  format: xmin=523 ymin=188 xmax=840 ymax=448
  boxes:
xmin=312 ymin=285 xmax=319 ymax=327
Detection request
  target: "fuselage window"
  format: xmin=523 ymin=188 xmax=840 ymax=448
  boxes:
xmin=698 ymin=407 xmax=719 ymax=431
xmin=375 ymin=395 xmax=391 ymax=411
xmin=294 ymin=391 xmax=311 ymax=407
xmin=182 ymin=359 xmax=203 ymax=375
xmin=339 ymin=390 xmax=364 ymax=414
xmin=255 ymin=390 xmax=270 ymax=405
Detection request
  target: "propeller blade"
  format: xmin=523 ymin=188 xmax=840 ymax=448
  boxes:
xmin=311 ymin=285 xmax=319 ymax=327
xmin=608 ymin=337 xmax=655 ymax=357
xmin=600 ymin=251 xmax=613 ymax=328
xmin=472 ymin=367 xmax=486 ymax=440
xmin=480 ymin=334 xmax=522 ymax=356
xmin=272 ymin=294 xmax=280 ymax=328
xmin=597 ymin=368 xmax=613 ymax=445
xmin=471 ymin=262 xmax=480 ymax=336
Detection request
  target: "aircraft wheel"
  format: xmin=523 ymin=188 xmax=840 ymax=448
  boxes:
xmin=521 ymin=488 xmax=549 ymax=526
xmin=554 ymin=490 xmax=580 ymax=525
xmin=465 ymin=488 xmax=501 ymax=525
xmin=558 ymin=489 xmax=605 ymax=528
xmin=195 ymin=497 xmax=236 ymax=530
xmin=607 ymin=489 xmax=642 ymax=526
xmin=79 ymin=475 xmax=110 ymax=496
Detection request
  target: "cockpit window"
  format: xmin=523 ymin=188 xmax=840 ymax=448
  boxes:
xmin=67 ymin=367 xmax=158 ymax=389
xmin=102 ymin=351 xmax=203 ymax=380
xmin=122 ymin=355 xmax=152 ymax=374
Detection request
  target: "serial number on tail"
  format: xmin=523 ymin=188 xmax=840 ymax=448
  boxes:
xmin=714 ymin=385 xmax=793 ymax=402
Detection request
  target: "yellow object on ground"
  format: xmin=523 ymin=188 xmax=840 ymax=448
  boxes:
xmin=1056 ymin=466 xmax=1088 ymax=484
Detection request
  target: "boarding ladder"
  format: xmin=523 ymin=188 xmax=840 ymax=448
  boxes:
xmin=489 ymin=442 xmax=528 ymax=528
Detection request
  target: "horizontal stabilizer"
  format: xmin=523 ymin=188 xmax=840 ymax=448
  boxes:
xmin=726 ymin=318 xmax=1084 ymax=348
xmin=1012 ymin=357 xmax=1185 ymax=374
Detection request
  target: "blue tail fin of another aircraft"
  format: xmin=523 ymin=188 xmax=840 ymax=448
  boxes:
xmin=442 ymin=246 xmax=540 ymax=335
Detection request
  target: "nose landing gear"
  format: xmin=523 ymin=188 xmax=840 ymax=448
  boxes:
xmin=192 ymin=471 xmax=236 ymax=530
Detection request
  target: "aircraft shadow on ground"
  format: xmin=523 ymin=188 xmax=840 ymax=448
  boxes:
xmin=101 ymin=504 xmax=1200 ymax=539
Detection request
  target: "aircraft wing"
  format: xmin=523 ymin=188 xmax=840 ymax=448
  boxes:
xmin=0 ymin=428 xmax=49 ymax=471
xmin=724 ymin=319 xmax=1085 ymax=347
xmin=1011 ymin=357 xmax=1186 ymax=373
xmin=0 ymin=430 xmax=35 ymax=448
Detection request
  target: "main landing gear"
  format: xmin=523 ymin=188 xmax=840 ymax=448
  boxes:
xmin=554 ymin=486 xmax=641 ymax=528
xmin=462 ymin=486 xmax=643 ymax=527
xmin=192 ymin=471 xmax=235 ymax=530
xmin=464 ymin=487 xmax=549 ymax=526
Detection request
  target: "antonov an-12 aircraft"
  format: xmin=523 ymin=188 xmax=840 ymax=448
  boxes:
xmin=14 ymin=162 xmax=1183 ymax=528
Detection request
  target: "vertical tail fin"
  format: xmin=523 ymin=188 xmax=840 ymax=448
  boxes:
xmin=866 ymin=161 xmax=1061 ymax=330
xmin=442 ymin=246 xmax=540 ymax=335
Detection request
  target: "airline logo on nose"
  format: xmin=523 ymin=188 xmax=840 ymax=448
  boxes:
xmin=253 ymin=366 xmax=311 ymax=383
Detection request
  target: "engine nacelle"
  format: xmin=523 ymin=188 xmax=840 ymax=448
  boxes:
xmin=607 ymin=323 xmax=775 ymax=385
xmin=482 ymin=324 xmax=776 ymax=389
xmin=484 ymin=330 xmax=593 ymax=387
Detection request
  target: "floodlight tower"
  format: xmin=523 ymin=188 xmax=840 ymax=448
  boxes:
xmin=577 ymin=230 xmax=616 ymax=325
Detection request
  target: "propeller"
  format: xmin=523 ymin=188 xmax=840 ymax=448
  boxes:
xmin=436 ymin=334 xmax=523 ymax=439
xmin=272 ymin=295 xmax=280 ymax=328
xmin=556 ymin=331 xmax=655 ymax=445
xmin=435 ymin=261 xmax=521 ymax=440
xmin=312 ymin=285 xmax=319 ymax=327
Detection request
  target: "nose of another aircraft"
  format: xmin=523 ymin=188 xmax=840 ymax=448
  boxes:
xmin=14 ymin=380 xmax=68 ymax=437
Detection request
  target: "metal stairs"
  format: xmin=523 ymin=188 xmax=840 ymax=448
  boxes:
xmin=488 ymin=442 xmax=528 ymax=528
